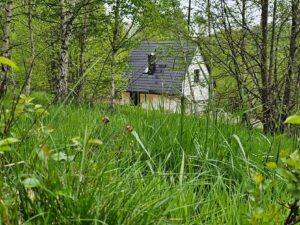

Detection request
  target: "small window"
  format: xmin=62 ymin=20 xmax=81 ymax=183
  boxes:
xmin=194 ymin=69 xmax=200 ymax=83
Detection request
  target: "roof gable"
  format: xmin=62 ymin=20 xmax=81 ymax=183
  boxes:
xmin=125 ymin=42 xmax=197 ymax=95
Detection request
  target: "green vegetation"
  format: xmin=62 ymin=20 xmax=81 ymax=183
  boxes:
xmin=0 ymin=95 xmax=298 ymax=224
xmin=1 ymin=0 xmax=300 ymax=223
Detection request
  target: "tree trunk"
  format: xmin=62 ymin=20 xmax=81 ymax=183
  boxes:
xmin=110 ymin=0 xmax=120 ymax=109
xmin=75 ymin=31 xmax=86 ymax=100
xmin=283 ymin=0 xmax=300 ymax=115
xmin=206 ymin=0 xmax=213 ymax=94
xmin=185 ymin=0 xmax=196 ymax=105
xmin=0 ymin=0 xmax=13 ymax=97
xmin=267 ymin=0 xmax=278 ymax=130
xmin=110 ymin=50 xmax=117 ymax=108
xmin=74 ymin=6 xmax=88 ymax=100
xmin=240 ymin=0 xmax=249 ymax=125
xmin=268 ymin=0 xmax=277 ymax=89
xmin=184 ymin=49 xmax=196 ymax=104
xmin=57 ymin=0 xmax=75 ymax=101
xmin=260 ymin=0 xmax=272 ymax=133
xmin=25 ymin=0 xmax=35 ymax=96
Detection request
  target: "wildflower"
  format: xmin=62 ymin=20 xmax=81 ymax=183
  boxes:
xmin=254 ymin=173 xmax=264 ymax=185
xmin=126 ymin=125 xmax=133 ymax=133
xmin=102 ymin=116 xmax=110 ymax=125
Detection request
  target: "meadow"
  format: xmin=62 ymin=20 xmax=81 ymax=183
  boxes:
xmin=0 ymin=94 xmax=296 ymax=224
xmin=1 ymin=0 xmax=300 ymax=223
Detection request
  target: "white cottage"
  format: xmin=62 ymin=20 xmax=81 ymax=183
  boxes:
xmin=122 ymin=42 xmax=209 ymax=112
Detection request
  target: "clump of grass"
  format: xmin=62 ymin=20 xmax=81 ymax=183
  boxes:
xmin=0 ymin=102 xmax=295 ymax=224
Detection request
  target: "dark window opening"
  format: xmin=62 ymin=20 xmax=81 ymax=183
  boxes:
xmin=130 ymin=92 xmax=140 ymax=106
xmin=194 ymin=69 xmax=200 ymax=83
xmin=148 ymin=53 xmax=156 ymax=75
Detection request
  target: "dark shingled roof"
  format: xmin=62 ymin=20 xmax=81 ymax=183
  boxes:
xmin=125 ymin=42 xmax=197 ymax=95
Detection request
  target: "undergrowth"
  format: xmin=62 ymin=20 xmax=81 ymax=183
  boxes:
xmin=0 ymin=98 xmax=297 ymax=224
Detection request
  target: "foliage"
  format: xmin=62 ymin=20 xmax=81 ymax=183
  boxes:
xmin=0 ymin=0 xmax=300 ymax=224
xmin=285 ymin=115 xmax=300 ymax=125
xmin=0 ymin=57 xmax=18 ymax=70
xmin=0 ymin=98 xmax=297 ymax=224
xmin=248 ymin=115 xmax=300 ymax=224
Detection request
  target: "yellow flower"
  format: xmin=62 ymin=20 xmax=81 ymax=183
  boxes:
xmin=254 ymin=173 xmax=264 ymax=185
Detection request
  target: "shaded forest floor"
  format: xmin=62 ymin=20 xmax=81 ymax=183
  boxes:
xmin=0 ymin=94 xmax=296 ymax=224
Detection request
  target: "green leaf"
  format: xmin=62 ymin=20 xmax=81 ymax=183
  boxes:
xmin=290 ymin=150 xmax=300 ymax=161
xmin=71 ymin=137 xmax=82 ymax=146
xmin=37 ymin=144 xmax=50 ymax=161
xmin=22 ymin=177 xmax=41 ymax=188
xmin=88 ymin=139 xmax=103 ymax=145
xmin=54 ymin=189 xmax=74 ymax=199
xmin=51 ymin=152 xmax=75 ymax=161
xmin=277 ymin=168 xmax=298 ymax=182
xmin=0 ymin=138 xmax=20 ymax=147
xmin=18 ymin=94 xmax=33 ymax=104
xmin=35 ymin=108 xmax=49 ymax=115
xmin=0 ymin=57 xmax=19 ymax=70
xmin=132 ymin=131 xmax=154 ymax=164
xmin=0 ymin=145 xmax=11 ymax=152
xmin=34 ymin=104 xmax=42 ymax=109
xmin=284 ymin=115 xmax=300 ymax=125
xmin=253 ymin=207 xmax=265 ymax=219
xmin=266 ymin=162 xmax=278 ymax=170
xmin=280 ymin=149 xmax=290 ymax=159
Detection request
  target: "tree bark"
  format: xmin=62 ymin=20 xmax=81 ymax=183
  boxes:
xmin=206 ymin=0 xmax=213 ymax=94
xmin=110 ymin=50 xmax=117 ymax=108
xmin=110 ymin=0 xmax=120 ymax=109
xmin=260 ymin=0 xmax=271 ymax=133
xmin=0 ymin=0 xmax=13 ymax=97
xmin=268 ymin=0 xmax=277 ymax=90
xmin=267 ymin=0 xmax=278 ymax=130
xmin=74 ymin=5 xmax=88 ymax=100
xmin=240 ymin=0 xmax=250 ymax=125
xmin=57 ymin=0 xmax=75 ymax=101
xmin=283 ymin=0 xmax=300 ymax=114
xmin=25 ymin=0 xmax=35 ymax=96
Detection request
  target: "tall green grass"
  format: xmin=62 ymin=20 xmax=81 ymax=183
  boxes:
xmin=0 ymin=103 xmax=293 ymax=224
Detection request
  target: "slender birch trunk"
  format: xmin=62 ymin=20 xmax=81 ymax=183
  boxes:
xmin=186 ymin=0 xmax=196 ymax=105
xmin=268 ymin=0 xmax=277 ymax=90
xmin=75 ymin=5 xmax=88 ymax=100
xmin=0 ymin=0 xmax=13 ymax=97
xmin=110 ymin=50 xmax=117 ymax=108
xmin=110 ymin=0 xmax=120 ymax=109
xmin=266 ymin=0 xmax=277 ymax=129
xmin=206 ymin=0 xmax=213 ymax=94
xmin=58 ymin=0 xmax=75 ymax=101
xmin=25 ymin=0 xmax=35 ymax=96
xmin=240 ymin=0 xmax=249 ymax=125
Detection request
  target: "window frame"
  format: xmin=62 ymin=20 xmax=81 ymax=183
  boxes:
xmin=194 ymin=69 xmax=200 ymax=83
